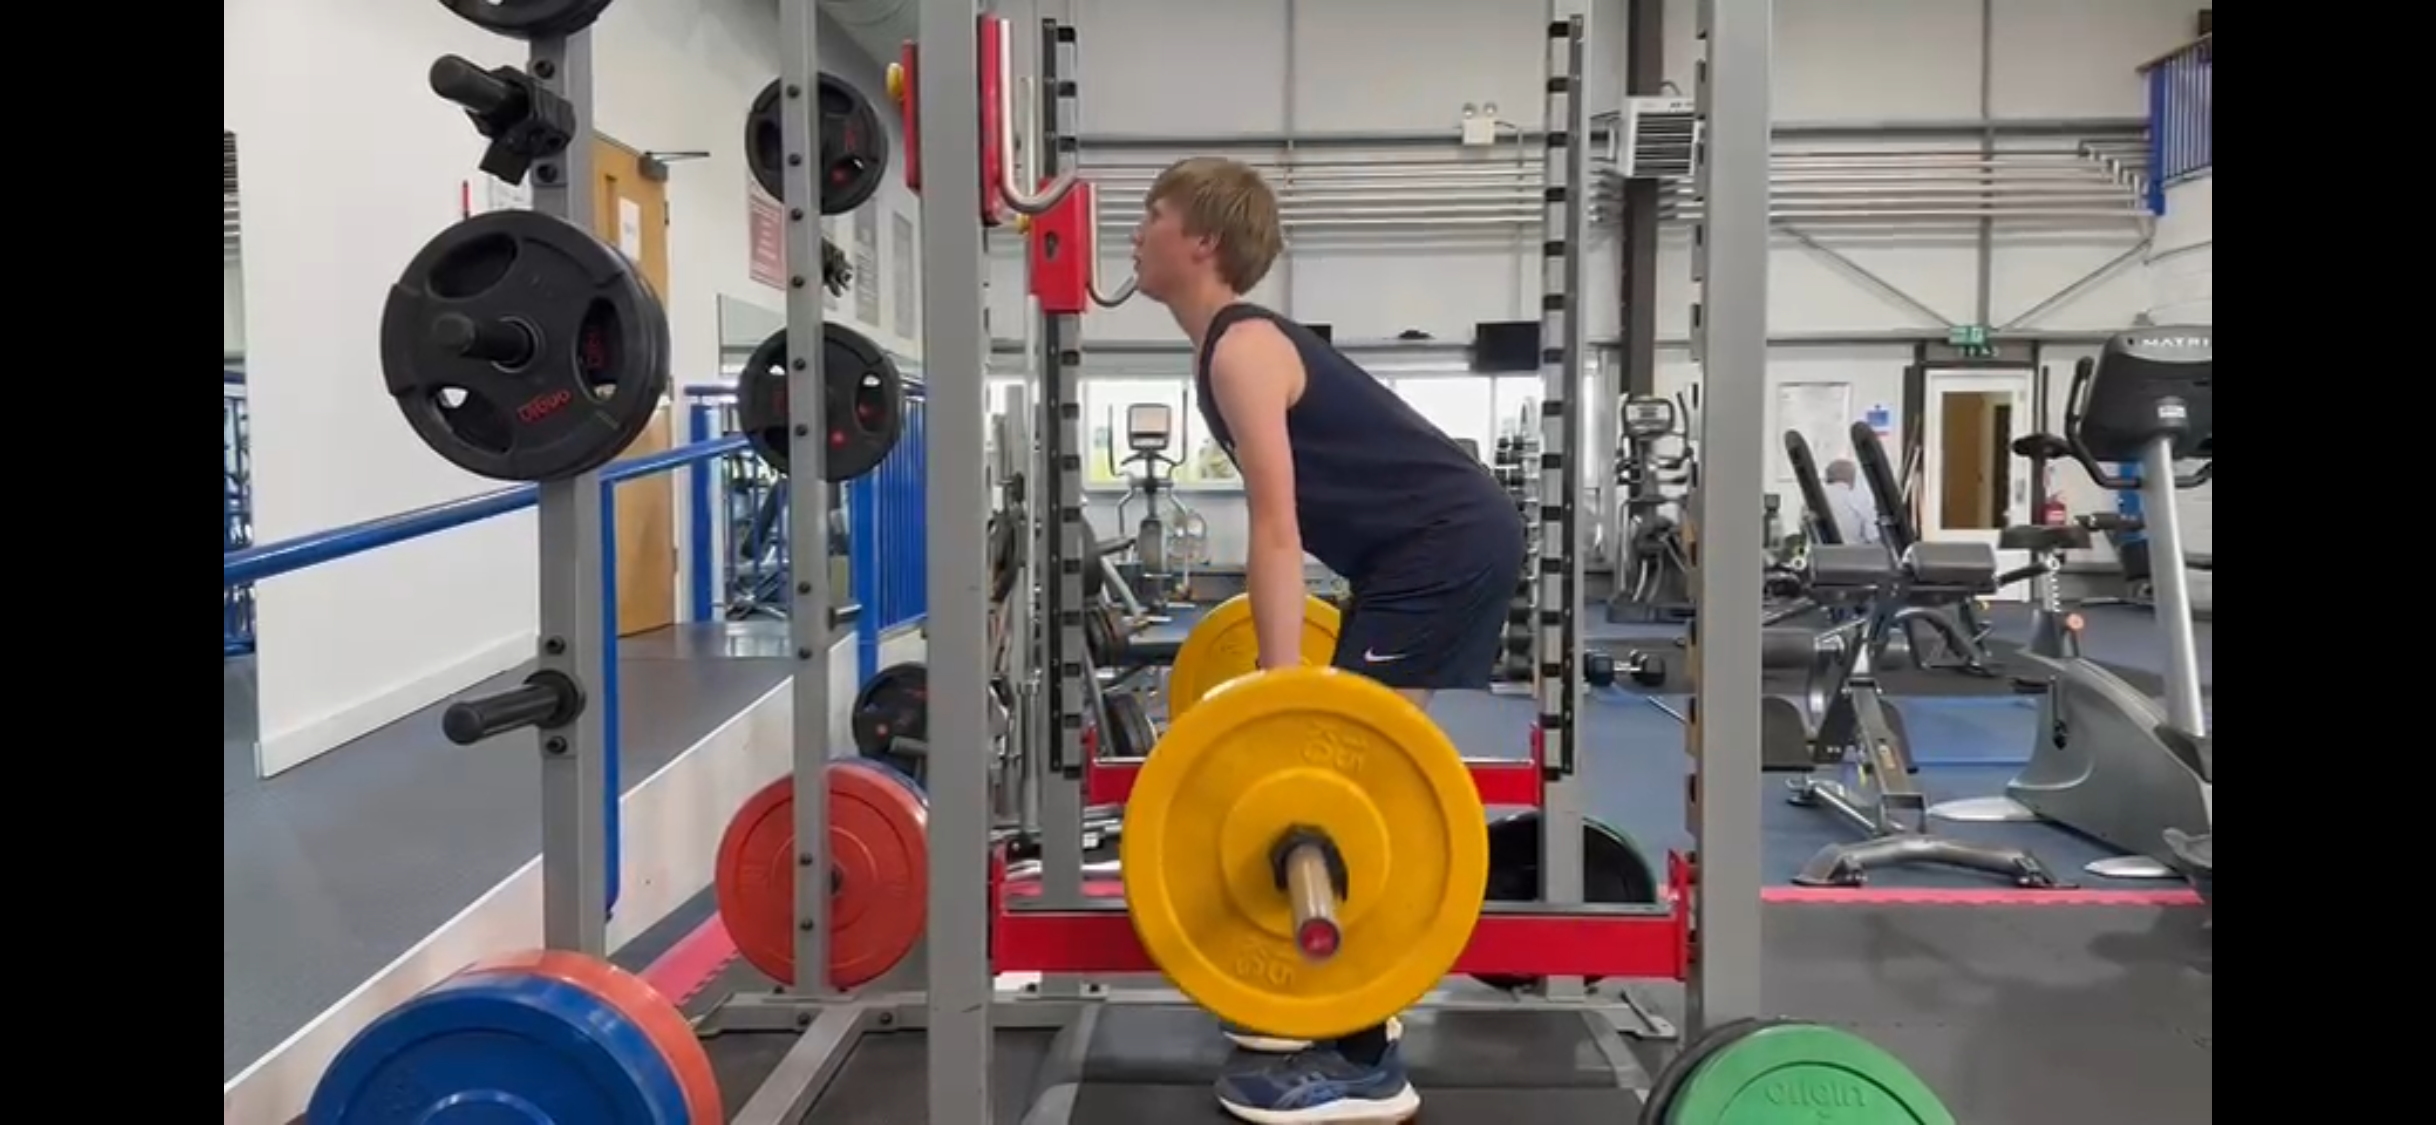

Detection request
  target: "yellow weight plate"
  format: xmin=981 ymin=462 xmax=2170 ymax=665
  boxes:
xmin=1168 ymin=595 xmax=1341 ymax=723
xmin=1121 ymin=667 xmax=1487 ymax=1042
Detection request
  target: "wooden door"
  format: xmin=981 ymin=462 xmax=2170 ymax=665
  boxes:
xmin=592 ymin=137 xmax=677 ymax=637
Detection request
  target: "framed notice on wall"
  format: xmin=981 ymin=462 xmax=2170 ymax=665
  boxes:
xmin=891 ymin=211 xmax=917 ymax=341
xmin=748 ymin=189 xmax=785 ymax=290
xmin=853 ymin=205 xmax=881 ymax=327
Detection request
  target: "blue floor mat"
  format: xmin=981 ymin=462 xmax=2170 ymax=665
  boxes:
xmin=1428 ymin=690 xmax=2169 ymax=891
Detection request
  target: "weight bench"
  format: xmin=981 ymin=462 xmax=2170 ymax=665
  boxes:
xmin=1776 ymin=540 xmax=2065 ymax=888
xmin=1756 ymin=545 xmax=1896 ymax=771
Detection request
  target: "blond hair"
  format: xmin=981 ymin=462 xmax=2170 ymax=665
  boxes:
xmin=1146 ymin=157 xmax=1284 ymax=293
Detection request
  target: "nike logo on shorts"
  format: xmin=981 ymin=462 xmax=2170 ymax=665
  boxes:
xmin=1363 ymin=649 xmax=1410 ymax=664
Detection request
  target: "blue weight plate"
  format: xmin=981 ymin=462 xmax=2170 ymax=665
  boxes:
xmin=309 ymin=969 xmax=691 ymax=1125
xmin=840 ymin=754 xmax=930 ymax=805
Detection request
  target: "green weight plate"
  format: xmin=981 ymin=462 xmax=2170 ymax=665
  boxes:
xmin=1639 ymin=1017 xmax=1783 ymax=1124
xmin=1662 ymin=1021 xmax=1956 ymax=1125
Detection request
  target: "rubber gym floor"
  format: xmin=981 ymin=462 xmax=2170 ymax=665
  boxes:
xmin=225 ymin=601 xmax=2211 ymax=1122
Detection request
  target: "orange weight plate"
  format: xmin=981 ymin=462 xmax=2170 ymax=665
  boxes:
xmin=716 ymin=760 xmax=930 ymax=987
xmin=464 ymin=949 xmax=723 ymax=1125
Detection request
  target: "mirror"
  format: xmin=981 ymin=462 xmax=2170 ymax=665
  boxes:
xmin=225 ymin=129 xmax=258 ymax=774
xmin=711 ymin=292 xmax=849 ymax=622
xmin=718 ymin=293 xmax=784 ymax=376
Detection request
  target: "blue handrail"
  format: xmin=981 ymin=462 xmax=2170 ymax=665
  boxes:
xmin=2141 ymin=36 xmax=2211 ymax=215
xmin=222 ymin=438 xmax=747 ymax=586
xmin=224 ymin=435 xmax=744 ymax=918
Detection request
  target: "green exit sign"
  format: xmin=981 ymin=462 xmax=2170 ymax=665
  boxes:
xmin=1947 ymin=325 xmax=1990 ymax=348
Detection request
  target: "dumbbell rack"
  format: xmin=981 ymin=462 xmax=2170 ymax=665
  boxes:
xmin=1492 ymin=424 xmax=1539 ymax=688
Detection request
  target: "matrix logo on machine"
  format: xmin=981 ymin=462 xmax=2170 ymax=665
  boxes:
xmin=2125 ymin=336 xmax=2207 ymax=352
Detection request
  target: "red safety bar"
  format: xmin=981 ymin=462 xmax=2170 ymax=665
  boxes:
xmin=991 ymin=849 xmax=1692 ymax=980
xmin=891 ymin=43 xmax=919 ymax=192
xmin=890 ymin=16 xmax=1008 ymax=226
xmin=976 ymin=15 xmax=1009 ymax=226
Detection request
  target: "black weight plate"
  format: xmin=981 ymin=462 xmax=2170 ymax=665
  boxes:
xmin=1474 ymin=811 xmax=1661 ymax=991
xmin=988 ymin=510 xmax=1023 ymax=603
xmin=745 ymin=74 xmax=891 ymax=216
xmin=816 ymin=73 xmax=889 ymax=216
xmin=381 ymin=211 xmax=669 ymax=483
xmin=1082 ymin=603 xmax=1122 ymax=667
xmin=1638 ymin=1018 xmax=1786 ymax=1124
xmin=1102 ymin=692 xmax=1158 ymax=759
xmin=745 ymin=78 xmax=788 ymax=202
xmin=822 ymin=323 xmax=905 ymax=480
xmin=851 ymin=662 xmax=928 ymax=759
xmin=735 ymin=324 xmax=906 ymax=482
xmin=436 ymin=0 xmax=617 ymax=39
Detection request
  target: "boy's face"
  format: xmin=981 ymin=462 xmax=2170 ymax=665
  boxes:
xmin=1131 ymin=198 xmax=1210 ymax=303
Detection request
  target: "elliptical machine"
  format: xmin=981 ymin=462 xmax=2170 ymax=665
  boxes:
xmin=1932 ymin=330 xmax=2213 ymax=898
xmin=1608 ymin=393 xmax=1699 ymax=622
xmin=1108 ymin=402 xmax=1199 ymax=612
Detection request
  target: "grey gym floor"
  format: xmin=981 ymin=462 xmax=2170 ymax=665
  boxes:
xmin=225 ymin=603 xmax=2213 ymax=1111
xmin=604 ymin=888 xmax=2211 ymax=1124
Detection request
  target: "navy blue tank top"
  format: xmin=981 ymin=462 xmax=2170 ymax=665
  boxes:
xmin=1194 ymin=304 xmax=1517 ymax=582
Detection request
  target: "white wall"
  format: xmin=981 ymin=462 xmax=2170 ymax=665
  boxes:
xmin=226 ymin=0 xmax=907 ymax=774
xmin=994 ymin=0 xmax=2198 ymax=567
xmin=224 ymin=259 xmax=247 ymax=356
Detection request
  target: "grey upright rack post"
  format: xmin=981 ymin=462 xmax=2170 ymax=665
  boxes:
xmin=525 ymin=25 xmax=609 ymax=958
xmin=918 ymin=3 xmax=997 ymax=1124
xmin=1034 ymin=15 xmax=1091 ymax=922
xmin=776 ymin=0 xmax=839 ymax=1009
xmin=1685 ymin=0 xmax=1772 ymax=1030
xmin=1534 ymin=6 xmax=1591 ymax=998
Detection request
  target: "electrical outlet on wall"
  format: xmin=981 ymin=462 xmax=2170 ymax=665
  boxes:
xmin=1459 ymin=102 xmax=1501 ymax=146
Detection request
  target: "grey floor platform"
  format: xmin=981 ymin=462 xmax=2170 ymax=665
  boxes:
xmin=221 ymin=625 xmax=791 ymax=1079
xmin=679 ymin=900 xmax=2210 ymax=1124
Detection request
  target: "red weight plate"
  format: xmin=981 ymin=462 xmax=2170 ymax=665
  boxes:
xmin=716 ymin=762 xmax=930 ymax=987
xmin=464 ymin=949 xmax=724 ymax=1125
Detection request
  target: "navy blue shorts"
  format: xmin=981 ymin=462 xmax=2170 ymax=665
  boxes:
xmin=1330 ymin=526 xmax=1526 ymax=691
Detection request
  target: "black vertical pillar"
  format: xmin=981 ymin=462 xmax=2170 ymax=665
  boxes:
xmin=1619 ymin=0 xmax=1663 ymax=399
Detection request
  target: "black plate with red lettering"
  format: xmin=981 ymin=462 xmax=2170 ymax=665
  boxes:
xmin=380 ymin=211 xmax=669 ymax=482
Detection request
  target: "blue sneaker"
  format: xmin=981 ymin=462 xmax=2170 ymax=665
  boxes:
xmin=1214 ymin=1040 xmax=1420 ymax=1124
xmin=1221 ymin=1015 xmax=1404 ymax=1054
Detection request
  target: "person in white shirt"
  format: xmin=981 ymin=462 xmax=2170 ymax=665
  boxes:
xmin=1823 ymin=459 xmax=1882 ymax=545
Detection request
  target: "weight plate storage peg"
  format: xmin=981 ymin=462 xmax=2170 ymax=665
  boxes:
xmin=381 ymin=210 xmax=671 ymax=483
xmin=715 ymin=761 xmax=930 ymax=988
xmin=437 ymin=0 xmax=618 ymax=39
xmin=736 ymin=324 xmax=906 ymax=482
xmin=1120 ymin=667 xmax=1489 ymax=1043
xmin=1166 ymin=594 xmax=1342 ymax=724
xmin=307 ymin=952 xmax=708 ymax=1124
xmin=1644 ymin=1020 xmax=1957 ymax=1124
xmin=746 ymin=74 xmax=891 ymax=215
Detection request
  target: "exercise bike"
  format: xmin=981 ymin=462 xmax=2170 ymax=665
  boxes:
xmin=1107 ymin=402 xmax=1201 ymax=612
xmin=1929 ymin=332 xmax=2213 ymax=898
